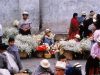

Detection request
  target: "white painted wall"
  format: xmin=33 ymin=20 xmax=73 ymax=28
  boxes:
xmin=0 ymin=0 xmax=100 ymax=33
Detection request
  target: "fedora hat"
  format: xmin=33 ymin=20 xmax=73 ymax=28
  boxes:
xmin=40 ymin=59 xmax=50 ymax=68
xmin=55 ymin=61 xmax=66 ymax=69
xmin=22 ymin=11 xmax=29 ymax=15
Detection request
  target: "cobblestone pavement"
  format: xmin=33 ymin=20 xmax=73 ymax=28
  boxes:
xmin=22 ymin=58 xmax=86 ymax=75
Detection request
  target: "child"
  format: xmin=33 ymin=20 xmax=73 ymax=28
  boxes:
xmin=7 ymin=38 xmax=23 ymax=71
xmin=42 ymin=29 xmax=54 ymax=46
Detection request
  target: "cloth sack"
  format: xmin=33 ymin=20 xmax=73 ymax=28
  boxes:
xmin=0 ymin=69 xmax=11 ymax=75
xmin=3 ymin=51 xmax=19 ymax=73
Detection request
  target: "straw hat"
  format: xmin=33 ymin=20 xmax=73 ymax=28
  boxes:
xmin=22 ymin=11 xmax=29 ymax=15
xmin=55 ymin=61 xmax=66 ymax=69
xmin=73 ymin=62 xmax=82 ymax=68
xmin=45 ymin=29 xmax=51 ymax=33
xmin=40 ymin=59 xmax=50 ymax=68
xmin=81 ymin=11 xmax=86 ymax=16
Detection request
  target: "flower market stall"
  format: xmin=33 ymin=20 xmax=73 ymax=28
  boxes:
xmin=59 ymin=38 xmax=92 ymax=59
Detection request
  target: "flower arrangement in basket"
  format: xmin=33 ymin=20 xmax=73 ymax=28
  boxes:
xmin=15 ymin=34 xmax=38 ymax=58
xmin=44 ymin=51 xmax=52 ymax=59
xmin=80 ymin=38 xmax=91 ymax=51
xmin=59 ymin=39 xmax=81 ymax=52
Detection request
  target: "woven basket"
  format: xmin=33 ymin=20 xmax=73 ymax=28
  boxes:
xmin=44 ymin=53 xmax=51 ymax=59
xmin=19 ymin=51 xmax=28 ymax=58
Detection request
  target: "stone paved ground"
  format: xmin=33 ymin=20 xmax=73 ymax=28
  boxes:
xmin=22 ymin=58 xmax=86 ymax=75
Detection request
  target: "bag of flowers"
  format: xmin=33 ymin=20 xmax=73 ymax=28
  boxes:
xmin=36 ymin=45 xmax=47 ymax=51
xmin=36 ymin=43 xmax=50 ymax=52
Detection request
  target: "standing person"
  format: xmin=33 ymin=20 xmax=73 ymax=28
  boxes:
xmin=7 ymin=38 xmax=23 ymax=71
xmin=0 ymin=24 xmax=3 ymax=44
xmin=68 ymin=13 xmax=79 ymax=40
xmin=93 ymin=27 xmax=100 ymax=42
xmin=78 ymin=12 xmax=86 ymax=39
xmin=34 ymin=59 xmax=54 ymax=75
xmin=95 ymin=14 xmax=100 ymax=29
xmin=83 ymin=11 xmax=95 ymax=37
xmin=85 ymin=37 xmax=100 ymax=75
xmin=19 ymin=11 xmax=32 ymax=35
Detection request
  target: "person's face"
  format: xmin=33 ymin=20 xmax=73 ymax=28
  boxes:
xmin=9 ymin=41 xmax=15 ymax=46
xmin=60 ymin=58 xmax=67 ymax=63
xmin=46 ymin=32 xmax=51 ymax=36
xmin=90 ymin=11 xmax=95 ymax=16
xmin=23 ymin=14 xmax=28 ymax=20
xmin=55 ymin=68 xmax=64 ymax=75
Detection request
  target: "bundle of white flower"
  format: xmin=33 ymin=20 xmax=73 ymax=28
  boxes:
xmin=13 ymin=20 xmax=19 ymax=27
xmin=15 ymin=34 xmax=38 ymax=54
xmin=2 ymin=38 xmax=8 ymax=45
xmin=33 ymin=32 xmax=44 ymax=44
xmin=80 ymin=38 xmax=92 ymax=51
xmin=3 ymin=27 xmax=18 ymax=38
xmin=59 ymin=40 xmax=81 ymax=52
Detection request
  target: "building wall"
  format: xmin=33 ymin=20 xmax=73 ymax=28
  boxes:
xmin=0 ymin=0 xmax=19 ymax=26
xmin=41 ymin=0 xmax=100 ymax=34
xmin=0 ymin=0 xmax=100 ymax=33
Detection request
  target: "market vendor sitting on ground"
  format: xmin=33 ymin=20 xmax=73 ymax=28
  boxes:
xmin=42 ymin=29 xmax=54 ymax=46
xmin=19 ymin=11 xmax=32 ymax=35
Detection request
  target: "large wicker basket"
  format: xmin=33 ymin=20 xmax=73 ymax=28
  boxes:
xmin=19 ymin=51 xmax=28 ymax=58
xmin=44 ymin=53 xmax=51 ymax=59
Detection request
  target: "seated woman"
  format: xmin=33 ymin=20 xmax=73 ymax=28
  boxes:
xmin=42 ymin=29 xmax=54 ymax=46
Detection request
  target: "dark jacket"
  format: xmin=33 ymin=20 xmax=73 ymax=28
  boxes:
xmin=34 ymin=65 xmax=54 ymax=75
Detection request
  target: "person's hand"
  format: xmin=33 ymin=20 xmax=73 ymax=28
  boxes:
xmin=23 ymin=29 xmax=28 ymax=31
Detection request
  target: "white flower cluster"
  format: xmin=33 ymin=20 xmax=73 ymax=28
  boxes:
xmin=59 ymin=40 xmax=80 ymax=52
xmin=80 ymin=38 xmax=92 ymax=50
xmin=15 ymin=34 xmax=38 ymax=54
xmin=59 ymin=38 xmax=92 ymax=52
xmin=33 ymin=34 xmax=44 ymax=43
xmin=3 ymin=27 xmax=18 ymax=38
xmin=13 ymin=20 xmax=19 ymax=27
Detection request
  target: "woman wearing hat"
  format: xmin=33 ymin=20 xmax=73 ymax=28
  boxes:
xmin=19 ymin=11 xmax=32 ymax=35
xmin=34 ymin=59 xmax=54 ymax=75
xmin=86 ymin=37 xmax=100 ymax=75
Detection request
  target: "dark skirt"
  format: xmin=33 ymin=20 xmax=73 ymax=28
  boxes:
xmin=85 ymin=56 xmax=100 ymax=75
xmin=19 ymin=29 xmax=31 ymax=35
